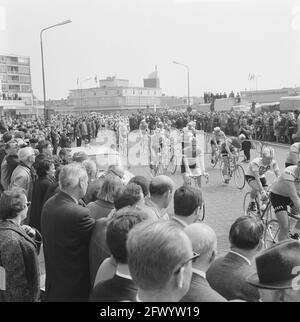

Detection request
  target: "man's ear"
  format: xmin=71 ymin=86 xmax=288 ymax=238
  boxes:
xmin=175 ymin=266 xmax=185 ymax=290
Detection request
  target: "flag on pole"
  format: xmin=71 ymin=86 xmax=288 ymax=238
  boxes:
xmin=248 ymin=73 xmax=255 ymax=81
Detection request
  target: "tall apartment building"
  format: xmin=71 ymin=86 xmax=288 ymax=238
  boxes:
xmin=0 ymin=54 xmax=33 ymax=106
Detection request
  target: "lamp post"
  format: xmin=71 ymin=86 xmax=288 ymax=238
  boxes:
xmin=40 ymin=20 xmax=72 ymax=123
xmin=173 ymin=61 xmax=190 ymax=109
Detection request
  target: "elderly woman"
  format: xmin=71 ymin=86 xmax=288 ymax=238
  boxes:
xmin=0 ymin=188 xmax=42 ymax=302
xmin=87 ymin=174 xmax=123 ymax=220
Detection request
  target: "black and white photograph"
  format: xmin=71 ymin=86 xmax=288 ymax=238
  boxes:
xmin=0 ymin=0 xmax=300 ymax=306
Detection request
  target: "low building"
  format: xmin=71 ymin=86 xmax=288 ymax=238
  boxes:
xmin=240 ymin=87 xmax=300 ymax=104
xmin=67 ymin=75 xmax=162 ymax=112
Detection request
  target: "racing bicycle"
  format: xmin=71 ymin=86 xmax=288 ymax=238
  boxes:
xmin=220 ymin=153 xmax=245 ymax=190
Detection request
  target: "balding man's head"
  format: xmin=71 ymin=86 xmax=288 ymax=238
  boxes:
xmin=150 ymin=175 xmax=174 ymax=196
xmin=149 ymin=175 xmax=174 ymax=208
xmin=184 ymin=223 xmax=217 ymax=266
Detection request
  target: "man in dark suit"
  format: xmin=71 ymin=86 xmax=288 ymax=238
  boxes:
xmin=170 ymin=186 xmax=203 ymax=228
xmin=90 ymin=207 xmax=147 ymax=302
xmin=181 ymin=223 xmax=226 ymax=302
xmin=206 ymin=216 xmax=264 ymax=302
xmin=41 ymin=163 xmax=95 ymax=301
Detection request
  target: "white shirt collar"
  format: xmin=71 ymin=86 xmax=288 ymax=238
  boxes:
xmin=116 ymin=270 xmax=132 ymax=280
xmin=192 ymin=268 xmax=206 ymax=279
xmin=172 ymin=216 xmax=188 ymax=227
xmin=229 ymin=250 xmax=251 ymax=265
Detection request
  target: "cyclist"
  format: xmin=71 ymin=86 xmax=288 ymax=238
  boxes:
xmin=139 ymin=119 xmax=149 ymax=136
xmin=138 ymin=119 xmax=149 ymax=153
xmin=269 ymin=161 xmax=300 ymax=241
xmin=245 ymin=147 xmax=280 ymax=212
xmin=220 ymin=137 xmax=242 ymax=184
xmin=181 ymin=133 xmax=208 ymax=189
xmin=149 ymin=121 xmax=167 ymax=170
xmin=118 ymin=121 xmax=128 ymax=155
xmin=284 ymin=142 xmax=300 ymax=168
xmin=210 ymin=127 xmax=226 ymax=165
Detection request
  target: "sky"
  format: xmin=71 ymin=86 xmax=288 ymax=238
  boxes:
xmin=0 ymin=0 xmax=299 ymax=100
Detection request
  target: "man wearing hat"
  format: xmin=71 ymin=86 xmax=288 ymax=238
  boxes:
xmin=247 ymin=240 xmax=300 ymax=302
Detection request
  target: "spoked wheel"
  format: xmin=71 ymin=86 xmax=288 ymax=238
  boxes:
xmin=169 ymin=155 xmax=177 ymax=174
xmin=243 ymin=192 xmax=260 ymax=218
xmin=149 ymin=163 xmax=157 ymax=177
xmin=211 ymin=153 xmax=219 ymax=168
xmin=234 ymin=164 xmax=245 ymax=190
xmin=201 ymin=202 xmax=206 ymax=221
xmin=264 ymin=219 xmax=280 ymax=249
xmin=220 ymin=161 xmax=229 ymax=184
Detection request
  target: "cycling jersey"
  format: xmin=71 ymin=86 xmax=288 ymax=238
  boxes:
xmin=220 ymin=138 xmax=236 ymax=154
xmin=275 ymin=166 xmax=300 ymax=191
xmin=245 ymin=157 xmax=279 ymax=178
xmin=211 ymin=130 xmax=226 ymax=145
xmin=181 ymin=145 xmax=204 ymax=176
xmin=270 ymin=166 xmax=300 ymax=212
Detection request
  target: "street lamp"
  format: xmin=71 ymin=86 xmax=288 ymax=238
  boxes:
xmin=40 ymin=20 xmax=72 ymax=122
xmin=173 ymin=61 xmax=190 ymax=109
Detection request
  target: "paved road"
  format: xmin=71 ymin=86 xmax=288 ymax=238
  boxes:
xmin=129 ymin=142 xmax=289 ymax=257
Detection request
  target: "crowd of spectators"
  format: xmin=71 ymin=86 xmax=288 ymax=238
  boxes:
xmin=1 ymin=92 xmax=21 ymax=101
xmin=129 ymin=109 xmax=299 ymax=144
xmin=203 ymin=91 xmax=241 ymax=104
xmin=0 ymin=110 xmax=299 ymax=302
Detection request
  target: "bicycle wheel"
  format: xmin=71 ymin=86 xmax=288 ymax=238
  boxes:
xmin=169 ymin=155 xmax=177 ymax=174
xmin=202 ymin=202 xmax=205 ymax=221
xmin=219 ymin=161 xmax=226 ymax=183
xmin=149 ymin=163 xmax=157 ymax=177
xmin=211 ymin=153 xmax=219 ymax=168
xmin=243 ymin=191 xmax=251 ymax=215
xmin=264 ymin=219 xmax=280 ymax=248
xmin=243 ymin=192 xmax=259 ymax=218
xmin=234 ymin=164 xmax=245 ymax=190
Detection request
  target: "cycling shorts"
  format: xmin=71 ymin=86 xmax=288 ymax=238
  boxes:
xmin=211 ymin=139 xmax=220 ymax=146
xmin=221 ymin=144 xmax=234 ymax=155
xmin=181 ymin=161 xmax=196 ymax=174
xmin=285 ymin=162 xmax=295 ymax=168
xmin=270 ymin=192 xmax=294 ymax=214
xmin=245 ymin=175 xmax=267 ymax=187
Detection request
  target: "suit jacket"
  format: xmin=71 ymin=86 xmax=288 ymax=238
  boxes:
xmin=9 ymin=163 xmax=35 ymax=201
xmin=90 ymin=274 xmax=137 ymax=302
xmin=29 ymin=175 xmax=56 ymax=233
xmin=181 ymin=272 xmax=227 ymax=302
xmin=41 ymin=191 xmax=95 ymax=301
xmin=89 ymin=218 xmax=111 ymax=286
xmin=206 ymin=252 xmax=259 ymax=302
xmin=0 ymin=221 xmax=41 ymax=302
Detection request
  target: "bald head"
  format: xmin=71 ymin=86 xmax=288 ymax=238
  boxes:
xmin=149 ymin=175 xmax=174 ymax=197
xmin=184 ymin=223 xmax=217 ymax=259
